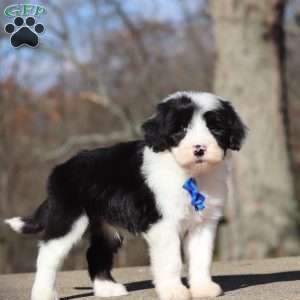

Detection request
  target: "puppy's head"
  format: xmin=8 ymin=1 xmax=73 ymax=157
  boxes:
xmin=142 ymin=91 xmax=247 ymax=175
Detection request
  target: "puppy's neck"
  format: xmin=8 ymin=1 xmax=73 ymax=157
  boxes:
xmin=193 ymin=160 xmax=228 ymax=183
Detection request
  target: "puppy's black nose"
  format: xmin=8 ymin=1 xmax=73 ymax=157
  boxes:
xmin=194 ymin=145 xmax=206 ymax=157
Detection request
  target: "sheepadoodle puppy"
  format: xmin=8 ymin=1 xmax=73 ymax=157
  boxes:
xmin=5 ymin=91 xmax=247 ymax=300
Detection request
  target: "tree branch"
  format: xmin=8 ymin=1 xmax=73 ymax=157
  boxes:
xmin=35 ymin=129 xmax=132 ymax=162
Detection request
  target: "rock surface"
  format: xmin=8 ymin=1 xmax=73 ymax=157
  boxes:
xmin=1 ymin=257 xmax=300 ymax=300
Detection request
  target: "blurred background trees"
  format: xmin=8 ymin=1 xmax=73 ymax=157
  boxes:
xmin=0 ymin=0 xmax=300 ymax=273
xmin=212 ymin=0 xmax=300 ymax=259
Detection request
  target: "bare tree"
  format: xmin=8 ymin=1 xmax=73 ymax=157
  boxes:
xmin=211 ymin=0 xmax=300 ymax=259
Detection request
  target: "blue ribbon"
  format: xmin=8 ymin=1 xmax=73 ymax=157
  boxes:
xmin=183 ymin=178 xmax=206 ymax=211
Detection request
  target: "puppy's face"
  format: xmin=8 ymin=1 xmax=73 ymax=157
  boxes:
xmin=142 ymin=92 xmax=247 ymax=175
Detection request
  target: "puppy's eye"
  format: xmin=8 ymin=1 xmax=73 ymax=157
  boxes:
xmin=177 ymin=127 xmax=187 ymax=134
xmin=211 ymin=123 xmax=223 ymax=131
xmin=206 ymin=118 xmax=223 ymax=132
xmin=170 ymin=128 xmax=187 ymax=141
xmin=172 ymin=132 xmax=183 ymax=139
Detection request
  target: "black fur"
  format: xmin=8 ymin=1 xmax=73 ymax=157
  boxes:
xmin=204 ymin=100 xmax=247 ymax=152
xmin=87 ymin=221 xmax=122 ymax=281
xmin=43 ymin=140 xmax=161 ymax=240
xmin=21 ymin=200 xmax=48 ymax=234
xmin=142 ymin=96 xmax=195 ymax=152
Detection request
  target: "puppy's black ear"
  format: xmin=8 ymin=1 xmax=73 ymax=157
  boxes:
xmin=142 ymin=97 xmax=195 ymax=152
xmin=141 ymin=102 xmax=170 ymax=152
xmin=224 ymin=102 xmax=247 ymax=151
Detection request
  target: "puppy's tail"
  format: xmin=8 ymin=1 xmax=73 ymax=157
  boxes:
xmin=4 ymin=200 xmax=49 ymax=234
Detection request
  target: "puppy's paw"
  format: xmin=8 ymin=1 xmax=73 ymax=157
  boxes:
xmin=93 ymin=279 xmax=128 ymax=297
xmin=31 ymin=288 xmax=58 ymax=300
xmin=157 ymin=283 xmax=191 ymax=300
xmin=190 ymin=280 xmax=223 ymax=298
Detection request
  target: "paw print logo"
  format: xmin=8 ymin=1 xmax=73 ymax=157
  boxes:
xmin=4 ymin=16 xmax=45 ymax=48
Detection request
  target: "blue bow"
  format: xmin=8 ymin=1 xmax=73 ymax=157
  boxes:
xmin=183 ymin=178 xmax=206 ymax=211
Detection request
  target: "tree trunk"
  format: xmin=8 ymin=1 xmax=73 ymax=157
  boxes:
xmin=211 ymin=0 xmax=300 ymax=259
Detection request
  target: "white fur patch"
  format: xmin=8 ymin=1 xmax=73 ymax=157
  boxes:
xmin=185 ymin=222 xmax=217 ymax=287
xmin=190 ymin=92 xmax=222 ymax=113
xmin=31 ymin=215 xmax=89 ymax=300
xmin=31 ymin=289 xmax=58 ymax=300
xmin=93 ymin=279 xmax=128 ymax=297
xmin=190 ymin=279 xmax=223 ymax=298
xmin=145 ymin=220 xmax=183 ymax=285
xmin=163 ymin=91 xmax=221 ymax=113
xmin=5 ymin=217 xmax=25 ymax=233
xmin=156 ymin=282 xmax=190 ymax=300
xmin=142 ymin=147 xmax=189 ymax=221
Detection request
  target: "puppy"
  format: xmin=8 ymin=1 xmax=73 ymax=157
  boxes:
xmin=5 ymin=91 xmax=247 ymax=300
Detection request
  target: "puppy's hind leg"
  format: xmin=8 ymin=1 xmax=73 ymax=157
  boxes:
xmin=86 ymin=221 xmax=128 ymax=297
xmin=31 ymin=213 xmax=89 ymax=300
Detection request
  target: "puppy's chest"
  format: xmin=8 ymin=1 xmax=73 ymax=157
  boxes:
xmin=154 ymin=175 xmax=226 ymax=224
xmin=183 ymin=187 xmax=225 ymax=225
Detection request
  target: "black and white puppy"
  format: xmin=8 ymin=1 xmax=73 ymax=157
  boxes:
xmin=5 ymin=91 xmax=247 ymax=300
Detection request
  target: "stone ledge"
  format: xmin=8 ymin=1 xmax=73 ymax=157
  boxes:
xmin=1 ymin=257 xmax=300 ymax=300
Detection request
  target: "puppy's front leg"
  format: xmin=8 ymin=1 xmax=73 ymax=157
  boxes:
xmin=186 ymin=220 xmax=222 ymax=298
xmin=145 ymin=221 xmax=190 ymax=300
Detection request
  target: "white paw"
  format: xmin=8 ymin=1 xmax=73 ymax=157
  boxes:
xmin=93 ymin=279 xmax=128 ymax=297
xmin=190 ymin=280 xmax=223 ymax=298
xmin=31 ymin=288 xmax=58 ymax=300
xmin=157 ymin=283 xmax=191 ymax=300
